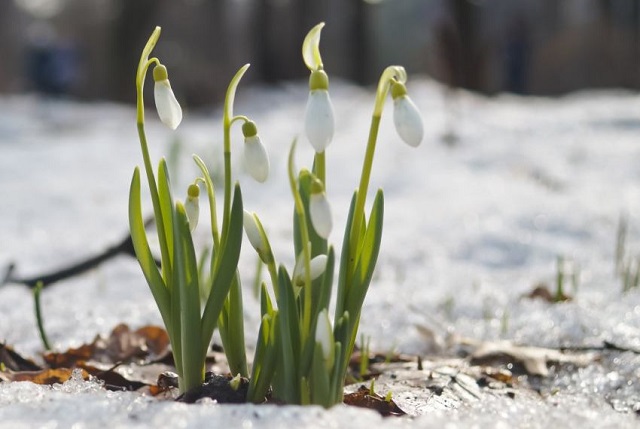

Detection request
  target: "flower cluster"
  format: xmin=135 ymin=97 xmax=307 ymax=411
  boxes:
xmin=130 ymin=23 xmax=423 ymax=405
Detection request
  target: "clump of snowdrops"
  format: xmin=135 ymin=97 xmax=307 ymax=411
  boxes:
xmin=129 ymin=23 xmax=423 ymax=405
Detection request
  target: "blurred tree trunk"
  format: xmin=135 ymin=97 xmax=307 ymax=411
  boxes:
xmin=110 ymin=0 xmax=160 ymax=103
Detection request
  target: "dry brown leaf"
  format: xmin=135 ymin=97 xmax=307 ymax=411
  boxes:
xmin=343 ymin=385 xmax=406 ymax=416
xmin=10 ymin=368 xmax=89 ymax=385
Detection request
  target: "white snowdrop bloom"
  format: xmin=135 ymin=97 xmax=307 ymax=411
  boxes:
xmin=243 ymin=210 xmax=264 ymax=254
xmin=153 ymin=64 xmax=182 ymax=130
xmin=392 ymin=82 xmax=423 ymax=147
xmin=185 ymin=184 xmax=200 ymax=232
xmin=242 ymin=121 xmax=269 ymax=183
xmin=315 ymin=309 xmax=335 ymax=370
xmin=309 ymin=191 xmax=333 ymax=239
xmin=293 ymin=253 xmax=328 ymax=287
xmin=304 ymin=70 xmax=335 ymax=153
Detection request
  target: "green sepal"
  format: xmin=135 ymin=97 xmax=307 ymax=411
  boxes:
xmin=200 ymin=184 xmax=243 ymax=358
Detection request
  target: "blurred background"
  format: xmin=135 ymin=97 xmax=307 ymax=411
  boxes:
xmin=1 ymin=0 xmax=639 ymax=106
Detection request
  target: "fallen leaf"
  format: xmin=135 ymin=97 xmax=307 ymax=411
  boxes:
xmin=343 ymin=385 xmax=406 ymax=416
xmin=10 ymin=368 xmax=89 ymax=385
xmin=0 ymin=343 xmax=42 ymax=372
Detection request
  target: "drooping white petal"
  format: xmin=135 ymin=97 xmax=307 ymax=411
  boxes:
xmin=244 ymin=135 xmax=270 ymax=183
xmin=315 ymin=309 xmax=335 ymax=370
xmin=293 ymin=253 xmax=328 ymax=287
xmin=185 ymin=197 xmax=199 ymax=232
xmin=154 ymin=79 xmax=183 ymax=130
xmin=309 ymin=192 xmax=333 ymax=238
xmin=243 ymin=210 xmax=263 ymax=253
xmin=393 ymin=95 xmax=423 ymax=147
xmin=304 ymin=89 xmax=335 ymax=153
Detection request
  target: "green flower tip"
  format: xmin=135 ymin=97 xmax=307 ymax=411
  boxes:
xmin=310 ymin=177 xmax=325 ymax=195
xmin=391 ymin=82 xmax=407 ymax=100
xmin=187 ymin=183 xmax=200 ymax=198
xmin=153 ymin=64 xmax=169 ymax=82
xmin=309 ymin=70 xmax=329 ymax=91
xmin=242 ymin=120 xmax=258 ymax=138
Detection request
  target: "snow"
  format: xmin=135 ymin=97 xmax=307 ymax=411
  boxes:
xmin=1 ymin=79 xmax=640 ymax=427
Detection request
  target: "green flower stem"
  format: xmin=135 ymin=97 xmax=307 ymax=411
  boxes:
xmin=135 ymin=28 xmax=172 ymax=281
xmin=313 ymin=151 xmax=326 ymax=188
xmin=288 ymin=141 xmax=313 ymax=341
xmin=349 ymin=66 xmax=405 ymax=273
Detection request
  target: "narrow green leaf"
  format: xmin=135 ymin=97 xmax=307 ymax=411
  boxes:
xmin=157 ymin=159 xmax=174 ymax=277
xmin=311 ymin=342 xmax=331 ymax=407
xmin=346 ymin=190 xmax=384 ymax=322
xmin=335 ymin=191 xmax=357 ymax=322
xmin=128 ymin=168 xmax=171 ymax=327
xmin=174 ymin=202 xmax=204 ymax=392
xmin=201 ymin=184 xmax=243 ymax=357
xmin=247 ymin=314 xmax=275 ymax=403
xmin=220 ymin=273 xmax=248 ymax=377
xmin=260 ymin=283 xmax=274 ymax=317
xmin=275 ymin=266 xmax=300 ymax=403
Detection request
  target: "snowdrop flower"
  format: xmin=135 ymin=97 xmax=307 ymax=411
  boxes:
xmin=185 ymin=183 xmax=200 ymax=232
xmin=293 ymin=253 xmax=328 ymax=287
xmin=242 ymin=121 xmax=269 ymax=183
xmin=243 ymin=210 xmax=272 ymax=263
xmin=315 ymin=309 xmax=335 ymax=370
xmin=391 ymin=82 xmax=423 ymax=147
xmin=153 ymin=64 xmax=182 ymax=130
xmin=309 ymin=179 xmax=332 ymax=239
xmin=304 ymin=70 xmax=335 ymax=153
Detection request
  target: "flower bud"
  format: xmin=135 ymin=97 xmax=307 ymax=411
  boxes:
xmin=242 ymin=121 xmax=269 ymax=183
xmin=315 ymin=309 xmax=335 ymax=370
xmin=153 ymin=64 xmax=183 ymax=130
xmin=243 ymin=210 xmax=272 ymax=263
xmin=391 ymin=82 xmax=423 ymax=147
xmin=293 ymin=253 xmax=328 ymax=287
xmin=185 ymin=183 xmax=200 ymax=232
xmin=304 ymin=70 xmax=335 ymax=153
xmin=309 ymin=179 xmax=332 ymax=239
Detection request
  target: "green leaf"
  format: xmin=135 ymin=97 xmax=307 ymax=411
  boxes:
xmin=311 ymin=342 xmax=332 ymax=407
xmin=274 ymin=266 xmax=300 ymax=403
xmin=247 ymin=313 xmax=276 ymax=403
xmin=157 ymin=159 xmax=174 ymax=278
xmin=335 ymin=191 xmax=357 ymax=322
xmin=128 ymin=168 xmax=171 ymax=328
xmin=174 ymin=201 xmax=204 ymax=392
xmin=200 ymin=184 xmax=243 ymax=357
xmin=302 ymin=22 xmax=325 ymax=71
xmin=347 ymin=190 xmax=384 ymax=321
xmin=219 ymin=273 xmax=248 ymax=377
xmin=260 ymin=283 xmax=274 ymax=317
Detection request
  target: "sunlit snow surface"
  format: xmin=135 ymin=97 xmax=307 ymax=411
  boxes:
xmin=1 ymin=79 xmax=640 ymax=427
